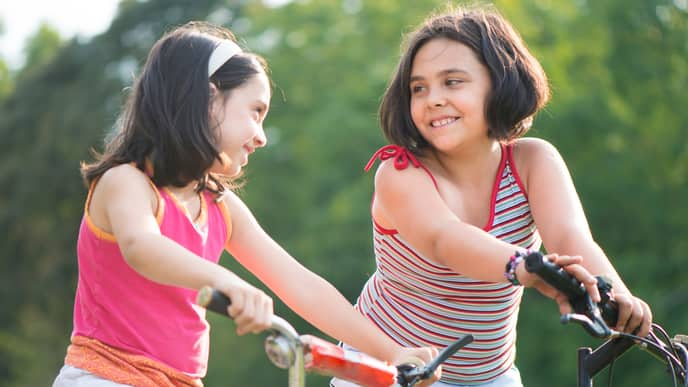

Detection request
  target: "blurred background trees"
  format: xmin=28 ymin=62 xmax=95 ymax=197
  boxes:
xmin=0 ymin=0 xmax=685 ymax=386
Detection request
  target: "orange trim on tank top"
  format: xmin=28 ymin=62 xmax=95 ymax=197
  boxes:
xmin=215 ymin=195 xmax=233 ymax=244
xmin=83 ymin=169 xmax=165 ymax=242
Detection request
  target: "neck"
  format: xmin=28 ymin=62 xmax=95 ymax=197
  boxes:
xmin=428 ymin=139 xmax=502 ymax=183
xmin=165 ymin=181 xmax=199 ymax=200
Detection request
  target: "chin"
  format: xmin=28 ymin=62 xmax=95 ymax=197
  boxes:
xmin=209 ymin=162 xmax=241 ymax=177
xmin=226 ymin=167 xmax=242 ymax=177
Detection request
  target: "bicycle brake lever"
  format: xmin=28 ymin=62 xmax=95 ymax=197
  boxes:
xmin=397 ymin=335 xmax=474 ymax=386
xmin=561 ymin=294 xmax=612 ymax=338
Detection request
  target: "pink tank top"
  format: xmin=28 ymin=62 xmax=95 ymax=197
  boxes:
xmin=72 ymin=182 xmax=231 ymax=377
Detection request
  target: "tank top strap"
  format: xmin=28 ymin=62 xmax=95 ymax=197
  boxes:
xmin=84 ymin=165 xmax=165 ymax=230
xmin=364 ymin=144 xmax=439 ymax=190
xmin=502 ymin=142 xmax=528 ymax=198
xmin=364 ymin=144 xmax=422 ymax=172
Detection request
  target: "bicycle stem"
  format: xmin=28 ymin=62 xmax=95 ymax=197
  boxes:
xmin=265 ymin=316 xmax=306 ymax=387
xmin=196 ymin=287 xmax=307 ymax=386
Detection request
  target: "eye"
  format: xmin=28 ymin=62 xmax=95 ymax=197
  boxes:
xmin=446 ymin=78 xmax=464 ymax=86
xmin=410 ymin=84 xmax=426 ymax=94
xmin=252 ymin=103 xmax=269 ymax=123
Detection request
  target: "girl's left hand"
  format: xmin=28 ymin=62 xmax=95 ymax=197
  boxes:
xmin=612 ymin=292 xmax=652 ymax=337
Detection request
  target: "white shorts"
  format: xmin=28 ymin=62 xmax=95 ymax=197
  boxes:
xmin=52 ymin=365 xmax=133 ymax=387
xmin=330 ymin=365 xmax=523 ymax=387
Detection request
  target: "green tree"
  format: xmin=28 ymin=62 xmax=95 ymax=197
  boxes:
xmin=19 ymin=23 xmax=63 ymax=76
xmin=0 ymin=18 xmax=12 ymax=101
xmin=1 ymin=0 xmax=685 ymax=386
xmin=0 ymin=1 xmax=242 ymax=386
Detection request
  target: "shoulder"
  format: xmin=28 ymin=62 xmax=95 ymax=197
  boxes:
xmin=374 ymin=158 xmax=434 ymax=190
xmin=100 ymin=163 xmax=148 ymax=182
xmin=218 ymin=189 xmax=252 ymax=228
xmin=510 ymin=137 xmax=570 ymax=190
xmin=511 ymin=137 xmax=565 ymax=170
xmin=373 ymin=157 xmax=439 ymax=212
xmin=511 ymin=137 xmax=559 ymax=159
xmin=88 ymin=164 xmax=159 ymax=231
xmin=93 ymin=164 xmax=157 ymax=208
xmin=219 ymin=189 xmax=243 ymax=210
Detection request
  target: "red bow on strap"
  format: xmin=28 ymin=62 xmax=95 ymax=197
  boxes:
xmin=364 ymin=145 xmax=421 ymax=172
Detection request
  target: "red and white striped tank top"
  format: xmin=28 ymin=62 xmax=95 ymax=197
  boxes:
xmin=356 ymin=144 xmax=541 ymax=385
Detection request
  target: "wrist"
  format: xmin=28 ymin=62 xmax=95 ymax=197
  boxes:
xmin=504 ymin=250 xmax=533 ymax=287
xmin=379 ymin=341 xmax=404 ymax=363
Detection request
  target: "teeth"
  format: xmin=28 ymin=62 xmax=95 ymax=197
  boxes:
xmin=431 ymin=117 xmax=456 ymax=127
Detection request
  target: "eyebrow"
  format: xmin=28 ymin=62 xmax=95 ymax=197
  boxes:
xmin=410 ymin=68 xmax=469 ymax=82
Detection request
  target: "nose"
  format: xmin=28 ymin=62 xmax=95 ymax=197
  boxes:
xmin=427 ymin=88 xmax=447 ymax=108
xmin=254 ymin=125 xmax=267 ymax=148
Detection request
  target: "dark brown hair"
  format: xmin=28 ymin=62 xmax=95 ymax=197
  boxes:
xmin=81 ymin=21 xmax=269 ymax=194
xmin=379 ymin=4 xmax=550 ymax=153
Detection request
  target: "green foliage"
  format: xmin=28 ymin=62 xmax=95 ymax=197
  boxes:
xmin=0 ymin=0 xmax=686 ymax=386
xmin=0 ymin=59 xmax=10 ymax=101
xmin=0 ymin=17 xmax=12 ymax=101
xmin=20 ymin=23 xmax=63 ymax=75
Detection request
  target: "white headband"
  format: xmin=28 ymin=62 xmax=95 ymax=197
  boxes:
xmin=208 ymin=40 xmax=242 ymax=77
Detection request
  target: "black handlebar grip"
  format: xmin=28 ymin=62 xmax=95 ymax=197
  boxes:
xmin=523 ymin=252 xmax=618 ymax=327
xmin=595 ymin=277 xmax=619 ymax=327
xmin=523 ymin=252 xmax=586 ymax=299
xmin=197 ymin=286 xmax=231 ymax=317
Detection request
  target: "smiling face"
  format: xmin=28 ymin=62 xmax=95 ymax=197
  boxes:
xmin=209 ymin=71 xmax=270 ymax=177
xmin=409 ymin=37 xmax=492 ymax=153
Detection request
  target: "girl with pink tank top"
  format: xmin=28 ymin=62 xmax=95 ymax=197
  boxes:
xmin=332 ymin=5 xmax=651 ymax=387
xmin=53 ymin=22 xmax=439 ymax=387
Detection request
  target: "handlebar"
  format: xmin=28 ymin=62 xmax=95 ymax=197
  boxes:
xmin=523 ymin=251 xmax=618 ymax=337
xmin=522 ymin=251 xmax=686 ymax=386
xmin=197 ymin=287 xmax=298 ymax=337
xmin=196 ymin=286 xmax=473 ymax=387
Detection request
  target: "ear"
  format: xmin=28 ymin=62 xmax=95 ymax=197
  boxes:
xmin=209 ymin=82 xmax=219 ymax=97
xmin=209 ymin=82 xmax=221 ymax=116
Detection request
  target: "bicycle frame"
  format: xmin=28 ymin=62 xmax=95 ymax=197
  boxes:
xmin=262 ymin=316 xmax=401 ymax=387
xmin=576 ymin=337 xmax=634 ymax=387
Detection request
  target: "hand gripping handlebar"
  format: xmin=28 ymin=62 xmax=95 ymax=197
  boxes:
xmin=523 ymin=251 xmax=618 ymax=337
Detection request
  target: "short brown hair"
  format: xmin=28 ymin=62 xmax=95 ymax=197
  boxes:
xmin=379 ymin=5 xmax=550 ymax=153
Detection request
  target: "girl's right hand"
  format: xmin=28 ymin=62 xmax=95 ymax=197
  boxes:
xmin=215 ymin=276 xmax=273 ymax=335
xmin=391 ymin=346 xmax=441 ymax=386
xmin=518 ymin=253 xmax=601 ymax=315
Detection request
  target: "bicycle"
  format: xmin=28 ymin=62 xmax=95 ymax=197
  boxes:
xmin=523 ymin=251 xmax=687 ymax=387
xmin=196 ymin=286 xmax=473 ymax=387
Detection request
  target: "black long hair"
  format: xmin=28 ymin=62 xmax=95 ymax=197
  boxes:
xmin=81 ymin=21 xmax=269 ymax=194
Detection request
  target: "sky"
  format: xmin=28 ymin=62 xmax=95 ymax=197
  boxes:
xmin=0 ymin=0 xmax=120 ymax=69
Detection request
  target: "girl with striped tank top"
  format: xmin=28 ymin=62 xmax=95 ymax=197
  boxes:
xmin=52 ymin=22 xmax=439 ymax=387
xmin=332 ymin=4 xmax=651 ymax=387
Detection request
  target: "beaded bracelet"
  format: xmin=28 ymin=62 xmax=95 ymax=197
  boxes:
xmin=504 ymin=250 xmax=530 ymax=286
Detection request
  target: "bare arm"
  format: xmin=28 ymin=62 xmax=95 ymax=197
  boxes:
xmin=517 ymin=137 xmax=652 ymax=335
xmin=222 ymin=190 xmax=436 ymax=365
xmin=92 ymin=164 xmax=272 ymax=334
xmin=373 ymin=159 xmax=541 ymax=285
xmin=372 ymin=153 xmax=601 ymax=308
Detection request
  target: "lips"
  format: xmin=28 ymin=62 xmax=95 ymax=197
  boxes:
xmin=239 ymin=145 xmax=254 ymax=166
